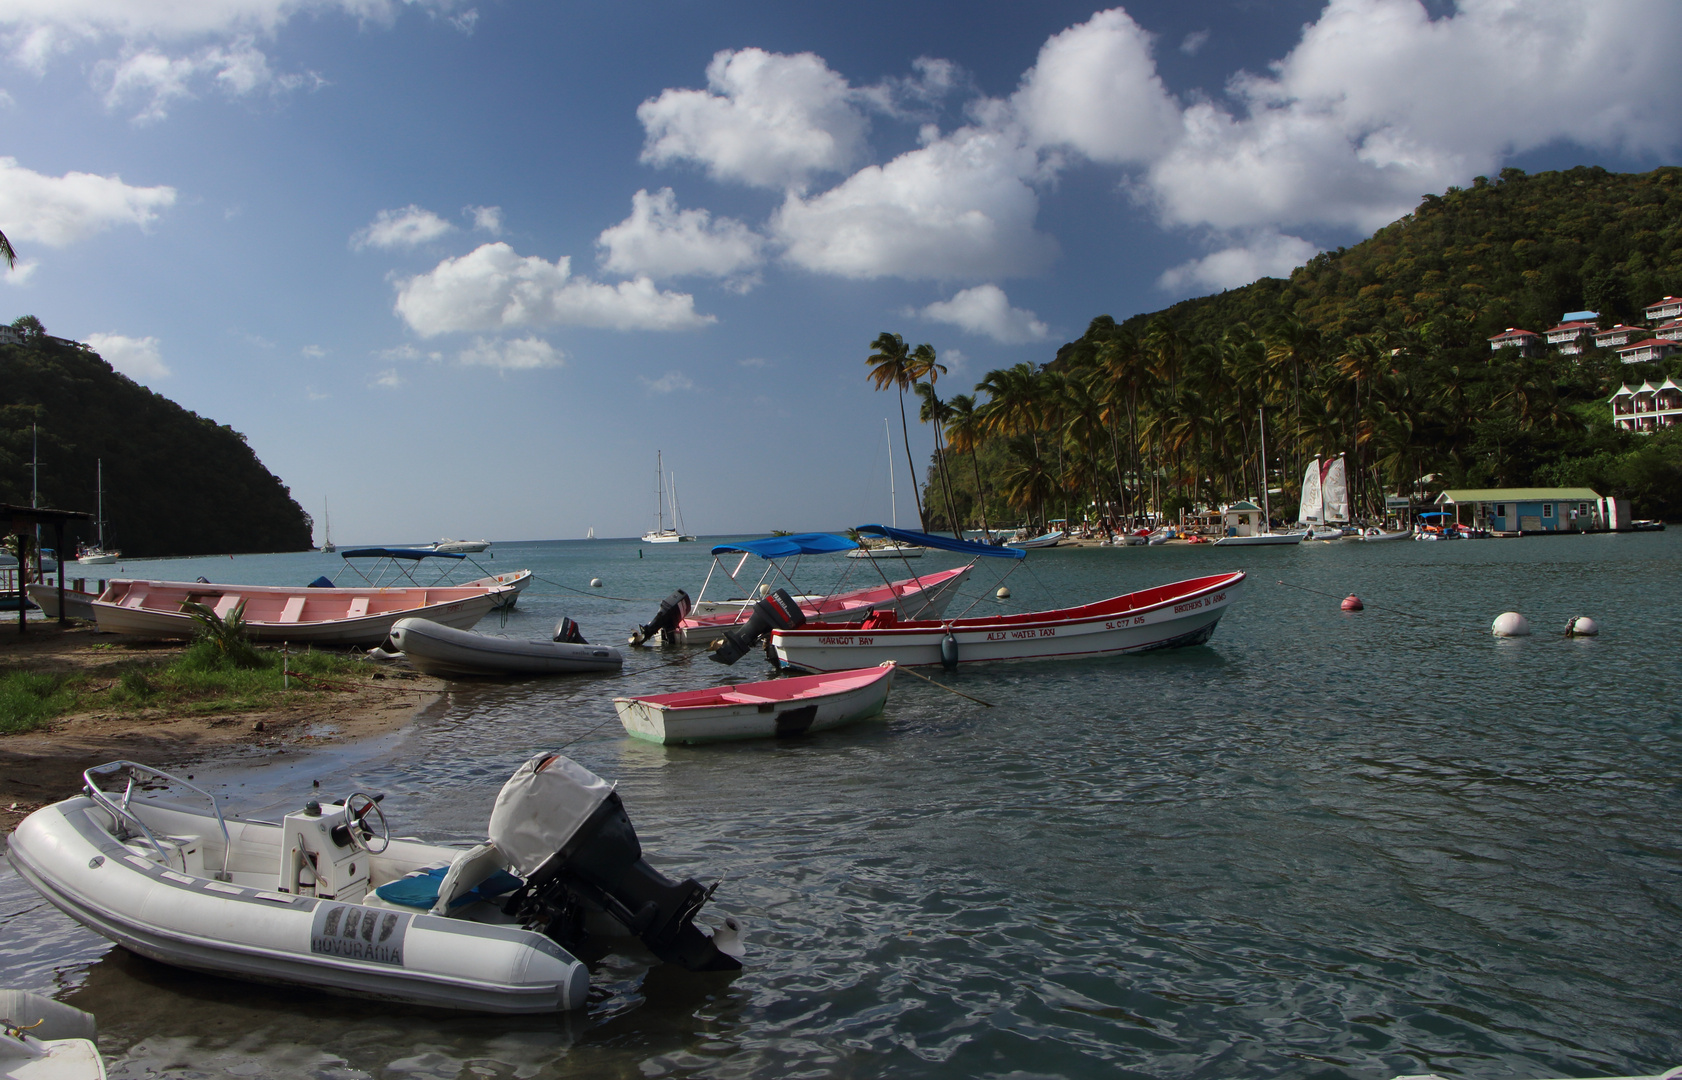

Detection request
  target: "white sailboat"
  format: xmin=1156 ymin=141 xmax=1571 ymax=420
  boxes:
xmin=848 ymin=419 xmax=923 ymax=559
xmin=76 ymin=459 xmax=120 ymax=565
xmin=1217 ymin=408 xmax=1305 ymax=545
xmin=322 ymin=499 xmax=336 ymax=553
xmin=641 ymin=451 xmax=696 ymax=543
xmin=1297 ymin=454 xmax=1350 ymax=540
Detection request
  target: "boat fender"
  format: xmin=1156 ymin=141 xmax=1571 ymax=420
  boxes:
xmin=554 ymin=618 xmax=588 ymax=644
xmin=940 ymin=629 xmax=959 ymax=670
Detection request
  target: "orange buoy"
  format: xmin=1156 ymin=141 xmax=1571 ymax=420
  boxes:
xmin=1341 ymin=594 xmax=1364 ymax=611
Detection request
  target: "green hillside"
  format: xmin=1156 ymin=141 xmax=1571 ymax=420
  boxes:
xmin=0 ymin=329 xmax=313 ymax=557
xmin=899 ymin=165 xmax=1682 ymax=531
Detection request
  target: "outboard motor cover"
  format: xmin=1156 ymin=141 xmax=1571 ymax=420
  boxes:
xmin=553 ymin=617 xmax=587 ymax=644
xmin=488 ymin=752 xmax=615 ymax=875
xmin=629 ymin=589 xmax=692 ymax=646
xmin=708 ymin=588 xmax=805 ymax=666
xmin=494 ymin=751 xmax=741 ymax=972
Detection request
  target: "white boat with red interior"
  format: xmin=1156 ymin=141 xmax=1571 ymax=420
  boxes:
xmin=659 ymin=532 xmax=973 ymax=644
xmin=92 ymin=578 xmax=509 ymax=646
xmin=771 ymin=567 xmax=1245 ymax=672
xmin=615 ymin=663 xmax=896 ymax=744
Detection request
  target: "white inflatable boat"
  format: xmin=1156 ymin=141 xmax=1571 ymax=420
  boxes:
xmin=389 ymin=617 xmax=624 ymax=677
xmin=8 ymin=757 xmax=740 ymax=1015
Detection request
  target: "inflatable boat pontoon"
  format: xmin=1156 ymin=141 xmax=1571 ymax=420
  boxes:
xmin=8 ymin=756 xmax=740 ymax=1015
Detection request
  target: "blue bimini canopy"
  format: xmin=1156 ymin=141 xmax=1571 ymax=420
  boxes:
xmin=340 ymin=547 xmax=467 ymax=561
xmin=710 ymin=533 xmax=857 ymax=559
xmin=855 ymin=524 xmax=1025 ymax=559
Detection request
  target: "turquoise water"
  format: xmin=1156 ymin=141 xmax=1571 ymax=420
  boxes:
xmin=3 ymin=533 xmax=1679 ymax=1079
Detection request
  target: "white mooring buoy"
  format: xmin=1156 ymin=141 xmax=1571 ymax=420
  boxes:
xmin=1565 ymin=615 xmax=1599 ymax=637
xmin=590 ymin=578 xmax=603 ymax=588
xmin=1492 ymin=611 xmax=1531 ymax=637
xmin=995 ymin=586 xmax=1010 ymax=600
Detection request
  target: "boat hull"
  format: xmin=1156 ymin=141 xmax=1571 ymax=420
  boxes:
xmin=773 ymin=572 xmax=1244 ymax=672
xmin=93 ymin=579 xmax=507 ymax=646
xmin=1214 ymin=532 xmax=1305 ymax=546
xmin=391 ymin=618 xmax=624 ymax=677
xmin=24 ymin=583 xmax=99 ymax=620
xmin=614 ymin=665 xmax=894 ymax=744
xmin=466 ymin=570 xmax=532 ymax=609
xmin=7 ymin=798 xmax=590 ymax=1015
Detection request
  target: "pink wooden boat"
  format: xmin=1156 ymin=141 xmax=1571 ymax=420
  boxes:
xmin=771 ymin=571 xmax=1245 ymax=672
xmin=676 ymin=566 xmax=971 ymax=643
xmin=92 ymin=578 xmax=510 ymax=646
xmin=614 ymin=663 xmax=896 ymax=744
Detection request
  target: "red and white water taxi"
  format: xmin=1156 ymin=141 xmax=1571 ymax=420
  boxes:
xmin=770 ymin=570 xmax=1245 ymax=672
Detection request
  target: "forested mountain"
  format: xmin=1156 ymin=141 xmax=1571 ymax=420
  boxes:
xmin=900 ymin=166 xmax=1682 ymax=529
xmin=0 ymin=330 xmax=313 ymax=556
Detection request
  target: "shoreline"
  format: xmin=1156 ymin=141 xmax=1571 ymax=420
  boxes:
xmin=0 ymin=622 xmax=445 ymax=833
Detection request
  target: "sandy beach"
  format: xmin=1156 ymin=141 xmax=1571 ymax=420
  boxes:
xmin=0 ymin=621 xmax=443 ymax=832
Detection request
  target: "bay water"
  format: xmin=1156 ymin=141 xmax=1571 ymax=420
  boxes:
xmin=2 ymin=532 xmax=1678 ymax=1078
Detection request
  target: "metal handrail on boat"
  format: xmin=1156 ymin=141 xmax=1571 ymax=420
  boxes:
xmin=82 ymin=761 xmax=232 ymax=881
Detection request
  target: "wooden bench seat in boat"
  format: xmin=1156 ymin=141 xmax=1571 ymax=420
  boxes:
xmin=346 ymin=596 xmax=370 ymax=618
xmin=213 ymin=595 xmax=243 ymax=619
xmin=278 ymin=596 xmax=307 ymax=623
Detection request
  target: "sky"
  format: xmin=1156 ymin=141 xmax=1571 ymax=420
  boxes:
xmin=2 ymin=0 xmax=1680 ymax=546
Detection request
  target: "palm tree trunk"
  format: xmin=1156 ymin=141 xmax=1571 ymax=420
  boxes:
xmin=896 ymin=387 xmax=926 ymax=530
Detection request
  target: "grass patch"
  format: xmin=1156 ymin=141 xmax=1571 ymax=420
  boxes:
xmin=2 ymin=647 xmax=374 ymax=729
xmin=0 ymin=670 xmax=85 ymax=733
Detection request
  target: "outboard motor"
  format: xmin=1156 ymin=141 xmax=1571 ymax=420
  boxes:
xmin=628 ymin=589 xmax=691 ymax=646
xmin=492 ymin=752 xmax=741 ymax=971
xmin=708 ymin=588 xmax=805 ymax=666
xmin=554 ymin=617 xmax=587 ymax=644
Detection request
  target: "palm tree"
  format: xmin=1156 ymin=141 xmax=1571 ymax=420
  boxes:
xmin=915 ymin=381 xmax=963 ymax=538
xmin=944 ymin=393 xmax=992 ymax=538
xmin=0 ymin=229 xmax=14 ymax=269
xmin=866 ymin=332 xmax=944 ymax=531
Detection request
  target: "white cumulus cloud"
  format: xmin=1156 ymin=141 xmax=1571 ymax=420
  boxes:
xmin=1144 ymin=0 xmax=1682 ymax=234
xmin=458 ymin=335 xmax=562 ymax=370
xmin=597 ymin=187 xmax=763 ymax=285
xmin=638 ymin=47 xmax=869 ymax=190
xmin=1158 ymin=230 xmax=1322 ymax=293
xmin=394 ymin=242 xmax=715 ymax=337
xmin=95 ymin=40 xmax=320 ymax=122
xmin=918 ymin=284 xmax=1049 ymax=344
xmin=772 ymin=124 xmax=1056 ymax=281
xmin=0 ymin=156 xmax=176 ymax=247
xmin=351 ymin=205 xmax=453 ymax=250
xmin=1011 ymin=8 xmax=1179 ymax=166
xmin=85 ymin=332 xmax=169 ymax=380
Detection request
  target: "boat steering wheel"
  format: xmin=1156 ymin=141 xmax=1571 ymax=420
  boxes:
xmin=343 ymin=792 xmax=390 ymax=854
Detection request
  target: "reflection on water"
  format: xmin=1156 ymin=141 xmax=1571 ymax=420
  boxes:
xmin=3 ymin=533 xmax=1680 ymax=1078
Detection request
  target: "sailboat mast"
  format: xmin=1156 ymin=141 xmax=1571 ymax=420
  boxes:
xmin=96 ymin=459 xmax=105 ymax=549
xmin=1257 ymin=407 xmax=1272 ymax=529
xmin=655 ymin=450 xmax=665 ymax=534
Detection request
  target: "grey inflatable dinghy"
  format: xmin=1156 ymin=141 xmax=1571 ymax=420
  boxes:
xmin=390 ymin=617 xmax=623 ymax=677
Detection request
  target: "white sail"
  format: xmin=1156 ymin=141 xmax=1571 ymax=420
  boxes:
xmin=1322 ymin=455 xmax=1351 ymax=522
xmin=1299 ymin=456 xmax=1323 ymax=524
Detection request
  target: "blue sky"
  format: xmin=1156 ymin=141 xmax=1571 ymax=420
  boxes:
xmin=3 ymin=0 xmax=1679 ymax=545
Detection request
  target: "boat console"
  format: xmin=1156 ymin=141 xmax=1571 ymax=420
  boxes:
xmin=280 ymin=794 xmax=386 ymax=904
